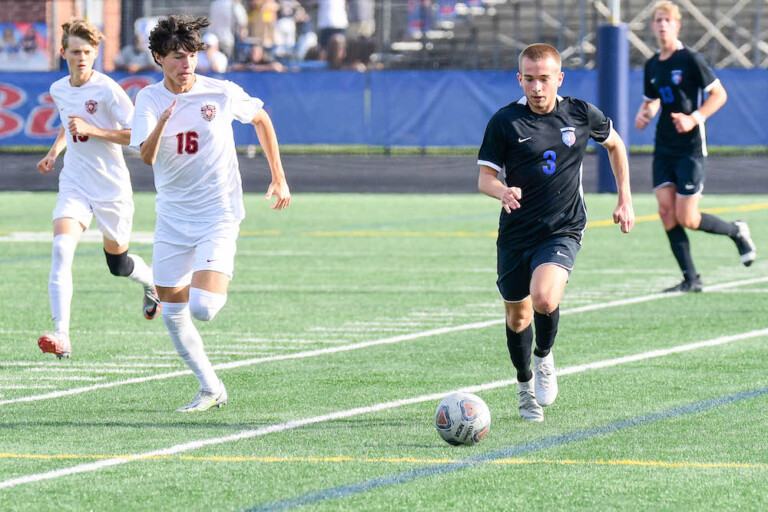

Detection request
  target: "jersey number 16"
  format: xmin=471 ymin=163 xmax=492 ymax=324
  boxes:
xmin=176 ymin=131 xmax=199 ymax=154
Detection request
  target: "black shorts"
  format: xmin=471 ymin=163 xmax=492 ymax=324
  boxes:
xmin=496 ymin=236 xmax=581 ymax=303
xmin=652 ymin=153 xmax=706 ymax=196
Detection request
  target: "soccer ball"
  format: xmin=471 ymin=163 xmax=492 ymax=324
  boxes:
xmin=434 ymin=392 xmax=491 ymax=446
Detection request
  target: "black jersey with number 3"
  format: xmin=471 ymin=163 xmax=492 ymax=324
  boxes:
xmin=643 ymin=44 xmax=718 ymax=157
xmin=478 ymin=96 xmax=611 ymax=248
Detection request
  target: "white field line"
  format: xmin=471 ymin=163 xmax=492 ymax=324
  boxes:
xmin=1 ymin=275 xmax=766 ymax=410
xmin=0 ymin=231 xmax=155 ymax=244
xmin=2 ymin=362 xmax=178 ymax=368
xmin=0 ymin=385 xmax=57 ymax=390
xmin=26 ymin=368 xmax=149 ymax=374
xmin=2 ymin=327 xmax=767 ymax=491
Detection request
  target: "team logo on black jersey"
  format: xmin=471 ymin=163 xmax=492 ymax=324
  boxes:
xmin=560 ymin=127 xmax=576 ymax=147
xmin=84 ymin=100 xmax=98 ymax=115
xmin=671 ymin=70 xmax=683 ymax=85
xmin=201 ymin=105 xmax=217 ymax=121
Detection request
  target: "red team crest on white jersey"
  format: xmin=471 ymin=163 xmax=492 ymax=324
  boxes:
xmin=201 ymin=105 xmax=217 ymax=121
xmin=84 ymin=100 xmax=98 ymax=114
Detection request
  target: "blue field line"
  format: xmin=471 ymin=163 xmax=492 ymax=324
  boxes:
xmin=245 ymin=385 xmax=768 ymax=512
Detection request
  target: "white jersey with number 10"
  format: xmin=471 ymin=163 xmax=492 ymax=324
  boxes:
xmin=130 ymin=74 xmax=264 ymax=223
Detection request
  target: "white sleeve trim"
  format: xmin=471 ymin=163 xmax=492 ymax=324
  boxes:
xmin=478 ymin=160 xmax=502 ymax=173
xmin=704 ymin=78 xmax=720 ymax=93
xmin=596 ymin=119 xmax=614 ymax=146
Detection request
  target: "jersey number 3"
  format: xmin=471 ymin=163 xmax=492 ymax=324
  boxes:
xmin=542 ymin=150 xmax=556 ymax=175
xmin=176 ymin=131 xmax=199 ymax=154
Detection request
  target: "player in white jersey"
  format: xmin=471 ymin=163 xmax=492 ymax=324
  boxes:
xmin=131 ymin=15 xmax=291 ymax=412
xmin=36 ymin=19 xmax=160 ymax=360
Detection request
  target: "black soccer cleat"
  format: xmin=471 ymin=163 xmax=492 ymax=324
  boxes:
xmin=664 ymin=274 xmax=703 ymax=293
xmin=732 ymin=220 xmax=756 ymax=267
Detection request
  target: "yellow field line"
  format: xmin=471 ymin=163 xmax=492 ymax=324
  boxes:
xmin=1 ymin=452 xmax=765 ymax=470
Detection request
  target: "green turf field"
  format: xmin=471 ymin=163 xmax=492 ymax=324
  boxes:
xmin=1 ymin=191 xmax=767 ymax=511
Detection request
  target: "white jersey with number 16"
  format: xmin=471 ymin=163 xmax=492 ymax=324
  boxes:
xmin=130 ymin=74 xmax=264 ymax=223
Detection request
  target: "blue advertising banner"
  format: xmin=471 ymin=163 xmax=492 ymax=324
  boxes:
xmin=0 ymin=69 xmax=765 ymax=147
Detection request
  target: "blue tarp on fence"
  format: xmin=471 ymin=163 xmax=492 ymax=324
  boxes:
xmin=1 ymin=69 xmax=766 ymax=147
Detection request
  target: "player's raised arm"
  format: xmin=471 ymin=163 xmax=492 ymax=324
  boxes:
xmin=139 ymin=99 xmax=177 ymax=165
xmin=478 ymin=165 xmax=521 ymax=214
xmin=37 ymin=126 xmax=67 ymax=174
xmin=600 ymin=128 xmax=635 ymax=233
xmin=251 ymin=109 xmax=291 ymax=210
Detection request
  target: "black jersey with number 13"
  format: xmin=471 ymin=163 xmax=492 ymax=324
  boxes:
xmin=478 ymin=96 xmax=611 ymax=249
xmin=643 ymin=45 xmax=718 ymax=157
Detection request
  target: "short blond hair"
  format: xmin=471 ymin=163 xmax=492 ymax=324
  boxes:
xmin=61 ymin=18 xmax=104 ymax=49
xmin=651 ymin=1 xmax=681 ymax=22
xmin=518 ymin=43 xmax=561 ymax=71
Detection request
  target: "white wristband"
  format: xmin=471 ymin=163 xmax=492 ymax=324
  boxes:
xmin=691 ymin=110 xmax=706 ymax=124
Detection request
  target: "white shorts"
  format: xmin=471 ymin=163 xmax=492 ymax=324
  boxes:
xmin=152 ymin=216 xmax=240 ymax=288
xmin=52 ymin=188 xmax=134 ymax=246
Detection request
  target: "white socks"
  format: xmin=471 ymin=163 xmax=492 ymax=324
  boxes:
xmin=161 ymin=302 xmax=220 ymax=393
xmin=189 ymin=287 xmax=228 ymax=322
xmin=49 ymin=234 xmax=77 ymax=334
xmin=126 ymin=253 xmax=154 ymax=290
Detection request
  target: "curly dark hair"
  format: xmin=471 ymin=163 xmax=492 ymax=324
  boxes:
xmin=148 ymin=15 xmax=209 ymax=65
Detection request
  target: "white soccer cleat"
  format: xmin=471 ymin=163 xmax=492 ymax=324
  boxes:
xmin=534 ymin=352 xmax=558 ymax=407
xmin=733 ymin=220 xmax=756 ymax=267
xmin=176 ymin=381 xmax=227 ymax=412
xmin=517 ymin=379 xmax=543 ymax=422
xmin=38 ymin=332 xmax=71 ymax=359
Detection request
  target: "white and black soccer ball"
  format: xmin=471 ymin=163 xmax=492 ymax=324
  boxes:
xmin=434 ymin=392 xmax=491 ymax=446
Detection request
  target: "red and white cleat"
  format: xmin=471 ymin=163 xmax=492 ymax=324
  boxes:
xmin=143 ymin=287 xmax=162 ymax=320
xmin=38 ymin=332 xmax=71 ymax=359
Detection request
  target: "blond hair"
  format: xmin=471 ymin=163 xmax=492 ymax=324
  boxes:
xmin=61 ymin=18 xmax=104 ymax=49
xmin=651 ymin=1 xmax=682 ymax=22
xmin=518 ymin=43 xmax=561 ymax=72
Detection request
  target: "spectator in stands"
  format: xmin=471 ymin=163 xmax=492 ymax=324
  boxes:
xmin=325 ymin=32 xmax=346 ymax=69
xmin=197 ymin=33 xmax=229 ymax=73
xmin=248 ymin=0 xmax=278 ymax=49
xmin=1 ymin=27 xmax=20 ymax=59
xmin=317 ymin=0 xmax=348 ymax=50
xmin=345 ymin=36 xmax=377 ymax=71
xmin=232 ymin=40 xmax=285 ymax=71
xmin=209 ymin=0 xmax=248 ymax=59
xmin=20 ymin=25 xmax=40 ymax=54
xmin=114 ymin=33 xmax=155 ymax=74
xmin=347 ymin=0 xmax=374 ymax=39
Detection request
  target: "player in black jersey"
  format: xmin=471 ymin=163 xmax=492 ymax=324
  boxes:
xmin=478 ymin=43 xmax=634 ymax=422
xmin=635 ymin=1 xmax=756 ymax=293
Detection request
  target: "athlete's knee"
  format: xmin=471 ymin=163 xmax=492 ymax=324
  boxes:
xmin=530 ymin=292 xmax=558 ymax=315
xmin=189 ymin=287 xmax=227 ymax=322
xmin=104 ymin=250 xmax=135 ymax=277
xmin=505 ymin=305 xmax=532 ymax=332
xmin=676 ymin=211 xmax=700 ymax=230
xmin=51 ymin=234 xmax=77 ymax=266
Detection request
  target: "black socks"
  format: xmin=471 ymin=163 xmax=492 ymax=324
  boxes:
xmin=506 ymin=323 xmax=533 ymax=382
